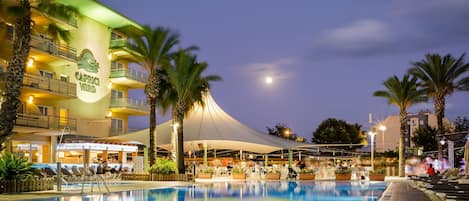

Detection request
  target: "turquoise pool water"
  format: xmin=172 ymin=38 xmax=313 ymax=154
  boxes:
xmin=32 ymin=181 xmax=387 ymax=201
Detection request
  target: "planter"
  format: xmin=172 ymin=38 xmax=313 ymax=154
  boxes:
xmin=265 ymin=173 xmax=280 ymax=180
xmin=232 ymin=173 xmax=246 ymax=180
xmin=151 ymin=173 xmax=191 ymax=181
xmin=122 ymin=173 xmax=150 ymax=181
xmin=198 ymin=172 xmax=212 ymax=179
xmin=335 ymin=174 xmax=351 ymax=181
xmin=0 ymin=178 xmax=54 ymax=193
xmin=369 ymin=174 xmax=385 ymax=181
xmin=299 ymin=173 xmax=315 ymax=180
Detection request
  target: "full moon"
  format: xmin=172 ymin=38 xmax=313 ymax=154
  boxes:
xmin=265 ymin=76 xmax=273 ymax=84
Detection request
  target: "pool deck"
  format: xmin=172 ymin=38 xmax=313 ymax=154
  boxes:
xmin=0 ymin=179 xmax=432 ymax=201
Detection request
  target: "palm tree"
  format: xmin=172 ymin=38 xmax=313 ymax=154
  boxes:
xmin=409 ymin=53 xmax=469 ymax=159
xmin=0 ymin=0 xmax=77 ymax=150
xmin=127 ymin=26 xmax=181 ymax=166
xmin=164 ymin=50 xmax=221 ymax=173
xmin=373 ymin=75 xmax=427 ymax=177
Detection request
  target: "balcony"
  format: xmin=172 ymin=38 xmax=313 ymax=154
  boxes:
xmin=22 ymin=73 xmax=76 ymax=98
xmin=110 ymin=98 xmax=149 ymax=115
xmin=30 ymin=34 xmax=77 ymax=64
xmin=15 ymin=113 xmax=77 ymax=131
xmin=31 ymin=7 xmax=78 ymax=30
xmin=109 ymin=39 xmax=142 ymax=60
xmin=110 ymin=128 xmax=139 ymax=136
xmin=109 ymin=67 xmax=147 ymax=88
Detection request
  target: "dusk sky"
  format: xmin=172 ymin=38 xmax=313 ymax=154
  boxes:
xmin=101 ymin=0 xmax=468 ymax=140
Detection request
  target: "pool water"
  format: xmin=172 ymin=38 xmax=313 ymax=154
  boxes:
xmin=32 ymin=181 xmax=387 ymax=201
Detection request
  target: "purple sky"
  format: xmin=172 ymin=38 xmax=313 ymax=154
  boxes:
xmin=101 ymin=0 xmax=469 ymax=140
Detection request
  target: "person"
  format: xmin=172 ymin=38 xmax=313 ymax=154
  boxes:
xmin=299 ymin=161 xmax=306 ymax=170
xmin=427 ymin=164 xmax=436 ymax=177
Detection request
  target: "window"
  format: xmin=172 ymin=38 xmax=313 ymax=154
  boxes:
xmin=111 ymin=61 xmax=124 ymax=70
xmin=38 ymin=105 xmax=49 ymax=116
xmin=111 ymin=32 xmax=124 ymax=40
xmin=39 ymin=70 xmax=54 ymax=79
xmin=111 ymin=118 xmax=123 ymax=134
xmin=420 ymin=120 xmax=424 ymax=125
xmin=7 ymin=24 xmax=14 ymax=40
xmin=60 ymin=75 xmax=68 ymax=82
xmin=111 ymin=89 xmax=123 ymax=99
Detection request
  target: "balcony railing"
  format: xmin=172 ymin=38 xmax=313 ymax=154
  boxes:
xmin=109 ymin=39 xmax=140 ymax=54
xmin=30 ymin=34 xmax=77 ymax=61
xmin=110 ymin=128 xmax=139 ymax=136
xmin=22 ymin=73 xmax=77 ymax=97
xmin=110 ymin=67 xmax=148 ymax=83
xmin=15 ymin=113 xmax=77 ymax=130
xmin=110 ymin=98 xmax=149 ymax=111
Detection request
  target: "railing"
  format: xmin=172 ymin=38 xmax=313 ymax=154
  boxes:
xmin=109 ymin=39 xmax=140 ymax=54
xmin=30 ymin=34 xmax=77 ymax=61
xmin=110 ymin=128 xmax=139 ymax=136
xmin=34 ymin=7 xmax=78 ymax=27
xmin=15 ymin=113 xmax=77 ymax=130
xmin=110 ymin=98 xmax=149 ymax=112
xmin=22 ymin=73 xmax=77 ymax=97
xmin=110 ymin=67 xmax=148 ymax=83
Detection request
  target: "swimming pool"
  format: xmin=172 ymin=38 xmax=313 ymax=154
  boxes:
xmin=31 ymin=181 xmax=387 ymax=201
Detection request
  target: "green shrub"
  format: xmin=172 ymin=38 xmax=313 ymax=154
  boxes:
xmin=370 ymin=168 xmax=385 ymax=174
xmin=0 ymin=152 xmax=38 ymax=180
xmin=149 ymin=159 xmax=177 ymax=174
xmin=300 ymin=168 xmax=316 ymax=174
xmin=201 ymin=167 xmax=213 ymax=173
xmin=232 ymin=166 xmax=245 ymax=174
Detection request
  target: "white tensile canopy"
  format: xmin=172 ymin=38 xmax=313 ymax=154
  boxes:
xmin=105 ymin=93 xmax=305 ymax=153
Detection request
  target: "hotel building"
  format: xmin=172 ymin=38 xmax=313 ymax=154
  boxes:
xmin=0 ymin=0 xmax=147 ymax=167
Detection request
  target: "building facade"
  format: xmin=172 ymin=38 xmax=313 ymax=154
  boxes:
xmin=374 ymin=111 xmax=451 ymax=153
xmin=0 ymin=0 xmax=146 ymax=166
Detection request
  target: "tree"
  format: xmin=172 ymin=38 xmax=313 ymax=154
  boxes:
xmin=164 ymin=50 xmax=221 ymax=173
xmin=373 ymin=75 xmax=427 ymax=177
xmin=409 ymin=53 xmax=469 ymax=159
xmin=127 ymin=26 xmax=181 ymax=166
xmin=411 ymin=125 xmax=437 ymax=152
xmin=312 ymin=118 xmax=366 ymax=150
xmin=267 ymin=123 xmax=296 ymax=140
xmin=0 ymin=0 xmax=77 ymax=150
xmin=454 ymin=116 xmax=469 ymax=132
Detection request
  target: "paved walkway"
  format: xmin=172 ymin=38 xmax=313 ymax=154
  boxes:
xmin=380 ymin=181 xmax=432 ymax=201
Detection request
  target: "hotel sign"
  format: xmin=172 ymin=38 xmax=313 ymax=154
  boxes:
xmin=76 ymin=49 xmax=100 ymax=93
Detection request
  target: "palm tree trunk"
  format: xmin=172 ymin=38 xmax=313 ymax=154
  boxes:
xmin=434 ymin=95 xmax=445 ymax=161
xmin=148 ymin=99 xmax=156 ymax=166
xmin=176 ymin=102 xmax=185 ymax=174
xmin=0 ymin=1 xmax=31 ymax=150
xmin=398 ymin=110 xmax=406 ymax=177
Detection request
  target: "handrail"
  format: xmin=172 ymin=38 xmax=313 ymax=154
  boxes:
xmin=30 ymin=34 xmax=77 ymax=61
xmin=16 ymin=113 xmax=77 ymax=130
xmin=110 ymin=97 xmax=149 ymax=111
xmin=22 ymin=73 xmax=77 ymax=97
xmin=110 ymin=67 xmax=147 ymax=83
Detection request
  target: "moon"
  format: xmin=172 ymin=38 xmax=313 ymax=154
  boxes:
xmin=265 ymin=76 xmax=273 ymax=84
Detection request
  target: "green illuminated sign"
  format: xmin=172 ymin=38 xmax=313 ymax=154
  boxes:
xmin=76 ymin=49 xmax=100 ymax=93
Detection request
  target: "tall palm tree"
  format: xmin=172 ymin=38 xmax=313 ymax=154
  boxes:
xmin=409 ymin=53 xmax=469 ymax=159
xmin=0 ymin=0 xmax=77 ymax=150
xmin=373 ymin=75 xmax=427 ymax=177
xmin=127 ymin=26 xmax=180 ymax=166
xmin=164 ymin=50 xmax=221 ymax=173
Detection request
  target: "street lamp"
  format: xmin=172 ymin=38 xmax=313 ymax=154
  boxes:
xmin=368 ymin=130 xmax=376 ymax=170
xmin=378 ymin=125 xmax=387 ymax=152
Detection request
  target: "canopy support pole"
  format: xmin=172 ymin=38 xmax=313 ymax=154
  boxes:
xmin=288 ymin=149 xmax=293 ymax=168
xmin=264 ymin=154 xmax=268 ymax=167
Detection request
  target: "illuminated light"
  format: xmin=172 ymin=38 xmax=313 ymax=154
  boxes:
xmin=108 ymin=82 xmax=113 ymax=88
xmin=265 ymin=76 xmax=273 ymax=84
xmin=58 ymin=152 xmax=65 ymax=158
xmin=35 ymin=152 xmax=39 ymax=156
xmin=378 ymin=125 xmax=387 ymax=132
xmin=106 ymin=111 xmax=112 ymax=117
xmin=28 ymin=95 xmax=34 ymax=104
xmin=108 ymin=53 xmax=113 ymax=60
xmin=57 ymin=143 xmax=138 ymax=152
xmin=27 ymin=58 xmax=34 ymax=67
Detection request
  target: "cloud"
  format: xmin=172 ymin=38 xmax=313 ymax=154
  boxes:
xmin=311 ymin=0 xmax=469 ymax=58
xmin=240 ymin=58 xmax=297 ymax=80
xmin=314 ymin=19 xmax=397 ymax=57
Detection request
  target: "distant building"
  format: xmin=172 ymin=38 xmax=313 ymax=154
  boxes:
xmin=374 ymin=111 xmax=451 ymax=152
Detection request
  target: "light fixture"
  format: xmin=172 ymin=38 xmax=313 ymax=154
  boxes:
xmin=108 ymin=82 xmax=113 ymax=88
xmin=28 ymin=95 xmax=34 ymax=104
xmin=440 ymin=137 xmax=446 ymax=145
xmin=108 ymin=53 xmax=113 ymax=60
xmin=368 ymin=131 xmax=376 ymax=136
xmin=378 ymin=125 xmax=387 ymax=132
xmin=173 ymin=122 xmax=180 ymax=129
xmin=106 ymin=110 xmax=112 ymax=117
xmin=27 ymin=58 xmax=34 ymax=67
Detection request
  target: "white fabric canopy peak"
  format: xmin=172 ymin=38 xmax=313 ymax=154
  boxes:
xmin=105 ymin=93 xmax=305 ymax=153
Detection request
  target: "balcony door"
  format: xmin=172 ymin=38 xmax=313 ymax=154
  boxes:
xmin=111 ymin=118 xmax=123 ymax=135
xmin=59 ymin=108 xmax=68 ymax=129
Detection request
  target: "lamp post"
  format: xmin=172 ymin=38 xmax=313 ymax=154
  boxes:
xmin=379 ymin=125 xmax=387 ymax=152
xmin=368 ymin=130 xmax=376 ymax=170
